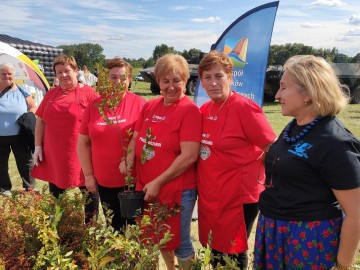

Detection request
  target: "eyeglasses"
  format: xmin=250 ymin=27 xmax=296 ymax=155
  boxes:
xmin=264 ymin=155 xmax=280 ymax=188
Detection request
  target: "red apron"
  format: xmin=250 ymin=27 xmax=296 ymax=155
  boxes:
xmin=135 ymin=98 xmax=183 ymax=251
xmin=32 ymin=84 xmax=90 ymax=188
xmin=197 ymin=100 xmax=248 ymax=254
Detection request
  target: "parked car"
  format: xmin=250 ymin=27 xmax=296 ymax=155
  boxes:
xmin=264 ymin=55 xmax=360 ymax=104
xmin=134 ymin=73 xmax=144 ymax=81
xmin=140 ymin=64 xmax=198 ymax=95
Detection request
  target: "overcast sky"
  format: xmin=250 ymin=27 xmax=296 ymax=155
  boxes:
xmin=2 ymin=0 xmax=360 ymax=59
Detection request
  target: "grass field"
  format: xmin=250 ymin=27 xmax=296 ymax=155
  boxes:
xmin=6 ymin=78 xmax=360 ymax=268
xmin=130 ymin=79 xmax=360 ymax=138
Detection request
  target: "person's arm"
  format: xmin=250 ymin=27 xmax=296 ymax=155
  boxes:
xmin=332 ymin=187 xmax=360 ymax=268
xmin=78 ymin=134 xmax=97 ymax=194
xmin=26 ymin=96 xmax=36 ymax=113
xmin=34 ymin=117 xmax=45 ymax=147
xmin=33 ymin=116 xmax=46 ymax=165
xmin=260 ymin=142 xmax=274 ymax=153
xmin=142 ymin=141 xmax=200 ymax=201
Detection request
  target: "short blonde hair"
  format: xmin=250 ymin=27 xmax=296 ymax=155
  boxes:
xmin=154 ymin=54 xmax=189 ymax=84
xmin=198 ymin=50 xmax=234 ymax=79
xmin=105 ymin=57 xmax=132 ymax=81
xmin=53 ymin=55 xmax=78 ymax=72
xmin=283 ymin=55 xmax=348 ymax=116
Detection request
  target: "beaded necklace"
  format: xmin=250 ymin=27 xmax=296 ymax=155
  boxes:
xmin=282 ymin=116 xmax=322 ymax=143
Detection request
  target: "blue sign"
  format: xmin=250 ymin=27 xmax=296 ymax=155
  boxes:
xmin=194 ymin=1 xmax=279 ymax=107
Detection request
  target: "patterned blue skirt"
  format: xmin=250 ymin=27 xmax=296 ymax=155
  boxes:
xmin=254 ymin=212 xmax=342 ymax=269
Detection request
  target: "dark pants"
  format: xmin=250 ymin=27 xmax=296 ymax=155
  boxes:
xmin=0 ymin=135 xmax=35 ymax=190
xmin=98 ymin=184 xmax=135 ymax=231
xmin=211 ymin=202 xmax=259 ymax=269
xmin=244 ymin=202 xmax=259 ymax=238
xmin=49 ymin=183 xmax=99 ymax=224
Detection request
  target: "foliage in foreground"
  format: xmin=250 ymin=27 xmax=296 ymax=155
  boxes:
xmin=0 ymin=189 xmax=251 ymax=270
xmin=0 ymin=190 xmax=173 ymax=270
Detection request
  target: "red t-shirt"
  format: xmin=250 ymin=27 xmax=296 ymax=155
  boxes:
xmin=134 ymin=95 xmax=202 ymax=250
xmin=135 ymin=96 xmax=202 ymax=192
xmin=79 ymin=91 xmax=145 ymax=187
xmin=32 ymin=84 xmax=98 ymax=188
xmin=197 ymin=91 xmax=276 ymax=253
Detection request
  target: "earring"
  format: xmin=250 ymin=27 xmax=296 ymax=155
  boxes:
xmin=304 ymin=101 xmax=308 ymax=105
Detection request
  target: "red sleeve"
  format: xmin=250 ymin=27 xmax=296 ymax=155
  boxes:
xmin=79 ymin=103 xmax=91 ymax=135
xmin=179 ymin=104 xmax=202 ymax=142
xmin=35 ymin=88 xmax=57 ymax=118
xmin=135 ymin=101 xmax=149 ymax=133
xmin=200 ymin=101 xmax=210 ymax=115
xmin=83 ymin=85 xmax=99 ymax=102
xmin=238 ymin=97 xmax=276 ymax=148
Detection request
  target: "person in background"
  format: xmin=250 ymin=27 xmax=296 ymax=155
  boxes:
xmin=196 ymin=50 xmax=276 ymax=269
xmin=254 ymin=55 xmax=360 ymax=269
xmin=52 ymin=77 xmax=59 ymax=87
xmin=0 ymin=63 xmax=36 ymax=196
xmin=78 ymin=58 xmax=145 ymax=231
xmin=82 ymin=65 xmax=98 ymax=87
xmin=32 ymin=55 xmax=99 ymax=223
xmin=77 ymin=67 xmax=86 ymax=84
xmin=121 ymin=54 xmax=202 ymax=270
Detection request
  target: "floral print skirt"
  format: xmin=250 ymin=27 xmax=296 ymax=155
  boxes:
xmin=253 ymin=212 xmax=342 ymax=269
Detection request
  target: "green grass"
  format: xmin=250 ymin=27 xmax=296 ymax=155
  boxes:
xmin=6 ymin=80 xmax=360 ymax=268
xmin=263 ymin=101 xmax=360 ymax=137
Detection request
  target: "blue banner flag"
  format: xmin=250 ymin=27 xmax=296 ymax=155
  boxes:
xmin=194 ymin=1 xmax=279 ymax=107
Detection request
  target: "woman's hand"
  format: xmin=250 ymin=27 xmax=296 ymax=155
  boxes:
xmin=85 ymin=175 xmax=98 ymax=194
xmin=141 ymin=141 xmax=200 ymax=202
xmin=119 ymin=160 xmax=127 ymax=174
xmin=143 ymin=180 xmax=162 ymax=201
xmin=119 ymin=160 xmax=133 ymax=174
xmin=32 ymin=146 xmax=43 ymax=166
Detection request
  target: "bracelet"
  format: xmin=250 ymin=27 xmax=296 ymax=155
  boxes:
xmin=336 ymin=261 xmax=357 ymax=270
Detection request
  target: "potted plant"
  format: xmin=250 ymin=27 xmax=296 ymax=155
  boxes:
xmin=95 ymin=65 xmax=145 ymax=220
xmin=119 ymin=127 xmax=159 ymax=220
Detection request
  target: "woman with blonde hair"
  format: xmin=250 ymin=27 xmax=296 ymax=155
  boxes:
xmin=254 ymin=55 xmax=360 ymax=269
xmin=0 ymin=63 xmax=36 ymax=195
xmin=82 ymin=65 xmax=98 ymax=87
xmin=121 ymin=54 xmax=202 ymax=269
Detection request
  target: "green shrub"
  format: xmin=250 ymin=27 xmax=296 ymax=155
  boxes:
xmin=0 ymin=190 xmax=175 ymax=270
xmin=0 ymin=190 xmax=249 ymax=269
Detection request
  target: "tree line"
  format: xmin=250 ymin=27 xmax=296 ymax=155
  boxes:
xmin=58 ymin=43 xmax=359 ymax=74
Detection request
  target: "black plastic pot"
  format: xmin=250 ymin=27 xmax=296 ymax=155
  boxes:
xmin=118 ymin=190 xmax=145 ymax=219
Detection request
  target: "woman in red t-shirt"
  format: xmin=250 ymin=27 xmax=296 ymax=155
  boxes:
xmin=78 ymin=58 xmax=145 ymax=231
xmin=121 ymin=54 xmax=202 ymax=270
xmin=197 ymin=50 xmax=276 ymax=269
